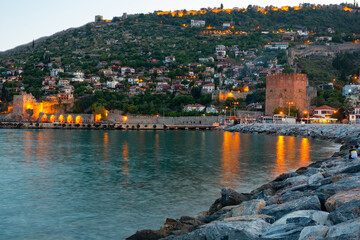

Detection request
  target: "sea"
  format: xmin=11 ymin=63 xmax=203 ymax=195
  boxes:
xmin=0 ymin=129 xmax=340 ymax=239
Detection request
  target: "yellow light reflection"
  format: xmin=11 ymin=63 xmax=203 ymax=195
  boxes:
xmin=221 ymin=132 xmax=240 ymax=188
xmin=67 ymin=115 xmax=73 ymax=123
xmin=300 ymin=138 xmax=310 ymax=164
xmin=275 ymin=136 xmax=286 ymax=175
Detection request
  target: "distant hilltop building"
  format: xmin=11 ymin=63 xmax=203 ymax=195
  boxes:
xmin=191 ymin=20 xmax=206 ymax=27
xmin=265 ymin=42 xmax=289 ymax=50
xmin=265 ymin=73 xmax=316 ymax=115
xmin=95 ymin=15 xmax=103 ymax=22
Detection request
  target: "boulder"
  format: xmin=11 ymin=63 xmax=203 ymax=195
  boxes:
xmin=341 ymin=164 xmax=360 ymax=174
xmin=126 ymin=230 xmax=165 ymax=240
xmin=208 ymin=188 xmax=250 ymax=214
xmin=308 ymin=172 xmax=325 ymax=185
xmin=325 ymin=188 xmax=360 ymax=212
xmin=231 ymin=199 xmax=266 ymax=217
xmin=261 ymin=196 xmax=321 ymax=220
xmin=299 ymin=225 xmax=329 ymax=240
xmin=272 ymin=210 xmax=329 ymax=226
xmin=316 ymin=176 xmax=360 ymax=199
xmin=160 ymin=217 xmax=201 ymax=236
xmin=326 ymin=218 xmax=360 ymax=238
xmin=261 ymin=223 xmax=304 ymax=239
xmin=222 ymin=214 xmax=276 ymax=224
xmin=329 ymin=199 xmax=360 ymax=224
xmin=273 ymin=172 xmax=298 ymax=182
xmin=168 ymin=217 xmax=270 ymax=240
xmin=268 ymin=191 xmax=312 ymax=205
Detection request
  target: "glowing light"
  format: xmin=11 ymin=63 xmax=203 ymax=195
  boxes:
xmin=41 ymin=115 xmax=48 ymax=123
xmin=58 ymin=115 xmax=65 ymax=123
xmin=95 ymin=114 xmax=102 ymax=123
xmin=344 ymin=6 xmax=353 ymax=12
xmin=75 ymin=116 xmax=82 ymax=124
xmin=280 ymin=111 xmax=283 ymax=114
xmin=243 ymin=86 xmax=250 ymax=92
xmin=50 ymin=115 xmax=56 ymax=123
xmin=123 ymin=116 xmax=128 ymax=122
xmin=67 ymin=115 xmax=73 ymax=123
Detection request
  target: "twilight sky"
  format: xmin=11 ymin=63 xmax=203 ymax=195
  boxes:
xmin=0 ymin=0 xmax=348 ymax=52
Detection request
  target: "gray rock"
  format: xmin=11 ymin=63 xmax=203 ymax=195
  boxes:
xmin=309 ymin=172 xmax=325 ymax=185
xmin=326 ymin=218 xmax=360 ymax=238
xmin=316 ymin=176 xmax=360 ymax=199
xmin=329 ymin=199 xmax=360 ymax=224
xmin=299 ymin=225 xmax=329 ymax=240
xmin=209 ymin=188 xmax=250 ymax=214
xmin=341 ymin=164 xmax=360 ymax=174
xmin=169 ymin=217 xmax=271 ymax=240
xmin=126 ymin=229 xmax=165 ymax=240
xmin=272 ymin=210 xmax=329 ymax=226
xmin=231 ymin=199 xmax=266 ymax=217
xmin=325 ymin=188 xmax=360 ymax=212
xmin=261 ymin=196 xmax=321 ymax=220
xmin=261 ymin=223 xmax=303 ymax=239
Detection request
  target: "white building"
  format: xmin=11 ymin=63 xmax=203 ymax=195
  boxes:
xmin=72 ymin=71 xmax=85 ymax=82
xmin=50 ymin=68 xmax=64 ymax=77
xmin=313 ymin=105 xmax=337 ymax=118
xmin=107 ymin=80 xmax=119 ymax=89
xmin=191 ymin=20 xmax=205 ymax=27
xmin=202 ymin=83 xmax=215 ymax=93
xmin=349 ymin=106 xmax=360 ymax=124
xmin=206 ymin=105 xmax=218 ymax=114
xmin=183 ymin=104 xmax=205 ymax=112
xmin=342 ymin=84 xmax=360 ymax=96
xmin=265 ymin=42 xmax=289 ymax=50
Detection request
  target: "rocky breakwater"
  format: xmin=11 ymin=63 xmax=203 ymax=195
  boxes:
xmin=127 ymin=124 xmax=360 ymax=240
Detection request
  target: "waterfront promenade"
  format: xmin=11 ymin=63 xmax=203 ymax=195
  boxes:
xmin=129 ymin=123 xmax=360 ymax=240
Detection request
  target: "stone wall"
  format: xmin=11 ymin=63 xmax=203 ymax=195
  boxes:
xmin=265 ymin=73 xmax=308 ymax=115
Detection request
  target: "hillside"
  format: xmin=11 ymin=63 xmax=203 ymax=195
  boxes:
xmin=1 ymin=3 xmax=360 ymax=117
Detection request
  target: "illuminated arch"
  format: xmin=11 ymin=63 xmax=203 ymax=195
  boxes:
xmin=67 ymin=115 xmax=73 ymax=123
xmin=95 ymin=114 xmax=102 ymax=123
xmin=41 ymin=115 xmax=48 ymax=123
xmin=58 ymin=115 xmax=65 ymax=123
xmin=50 ymin=115 xmax=56 ymax=123
xmin=75 ymin=116 xmax=82 ymax=124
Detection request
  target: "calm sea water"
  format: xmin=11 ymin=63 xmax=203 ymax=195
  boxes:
xmin=0 ymin=129 xmax=340 ymax=239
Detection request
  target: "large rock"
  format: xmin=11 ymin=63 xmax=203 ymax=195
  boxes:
xmin=341 ymin=164 xmax=360 ymax=174
xmin=272 ymin=210 xmax=329 ymax=226
xmin=261 ymin=223 xmax=304 ymax=239
xmin=326 ymin=218 xmax=360 ymax=238
xmin=299 ymin=225 xmax=329 ymax=240
xmin=316 ymin=176 xmax=360 ymax=199
xmin=160 ymin=217 xmax=201 ymax=236
xmin=166 ymin=217 xmax=270 ymax=240
xmin=261 ymin=196 xmax=321 ymax=220
xmin=268 ymin=190 xmax=312 ymax=205
xmin=231 ymin=199 xmax=266 ymax=217
xmin=126 ymin=230 xmax=165 ymax=240
xmin=325 ymin=188 xmax=360 ymax=212
xmin=329 ymin=199 xmax=360 ymax=224
xmin=209 ymin=188 xmax=250 ymax=214
xmin=308 ymin=172 xmax=325 ymax=185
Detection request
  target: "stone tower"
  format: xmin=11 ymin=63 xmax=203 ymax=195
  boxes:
xmin=265 ymin=73 xmax=314 ymax=115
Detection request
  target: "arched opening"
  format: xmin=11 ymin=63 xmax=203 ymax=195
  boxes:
xmin=41 ymin=115 xmax=48 ymax=123
xmin=95 ymin=114 xmax=102 ymax=123
xmin=75 ymin=116 xmax=82 ymax=124
xmin=50 ymin=115 xmax=56 ymax=123
xmin=58 ymin=115 xmax=65 ymax=123
xmin=67 ymin=115 xmax=73 ymax=123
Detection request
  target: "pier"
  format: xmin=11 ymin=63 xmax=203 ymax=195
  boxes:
xmin=0 ymin=122 xmax=217 ymax=130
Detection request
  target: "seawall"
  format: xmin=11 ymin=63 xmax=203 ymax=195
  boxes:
xmin=128 ymin=123 xmax=360 ymax=240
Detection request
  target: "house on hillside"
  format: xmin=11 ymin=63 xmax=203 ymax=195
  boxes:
xmin=191 ymin=20 xmax=205 ymax=27
xmin=183 ymin=104 xmax=205 ymax=112
xmin=313 ymin=105 xmax=337 ymax=118
xmin=202 ymin=83 xmax=215 ymax=93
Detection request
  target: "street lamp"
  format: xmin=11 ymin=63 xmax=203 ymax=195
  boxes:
xmin=288 ymin=102 xmax=294 ymax=116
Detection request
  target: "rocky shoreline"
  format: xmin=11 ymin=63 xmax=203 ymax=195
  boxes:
xmin=127 ymin=124 xmax=360 ymax=240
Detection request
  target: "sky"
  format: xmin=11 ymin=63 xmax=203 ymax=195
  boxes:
xmin=0 ymin=0 xmax=349 ymax=52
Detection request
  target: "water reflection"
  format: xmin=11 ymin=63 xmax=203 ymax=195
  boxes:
xmin=103 ymin=132 xmax=109 ymax=162
xmin=221 ymin=132 xmax=240 ymax=188
xmin=275 ymin=135 xmax=286 ymax=175
xmin=300 ymin=138 xmax=310 ymax=164
xmin=121 ymin=141 xmax=130 ymax=185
